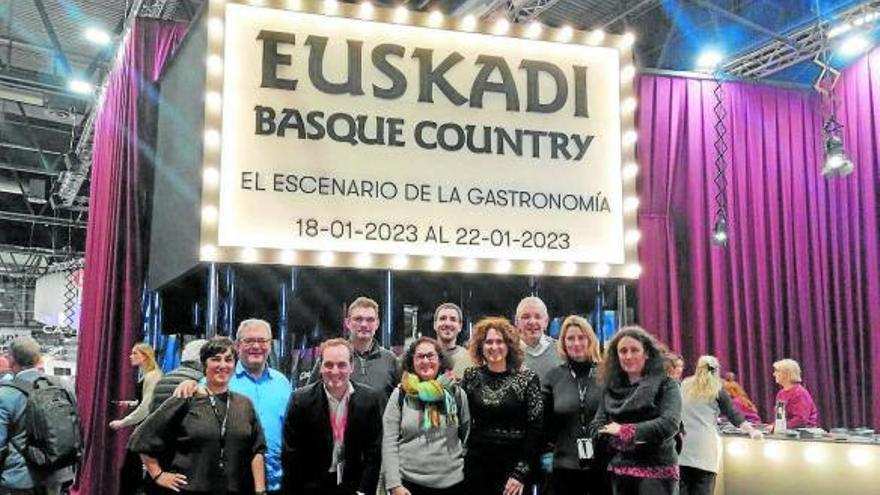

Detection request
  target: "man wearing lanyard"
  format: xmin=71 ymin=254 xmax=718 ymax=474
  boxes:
xmin=174 ymin=319 xmax=291 ymax=495
xmin=283 ymin=338 xmax=383 ymax=495
xmin=308 ymin=297 xmax=399 ymax=402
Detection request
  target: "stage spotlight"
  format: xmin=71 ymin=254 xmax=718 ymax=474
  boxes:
xmin=821 ymin=134 xmax=854 ymax=177
xmin=84 ymin=28 xmax=111 ymax=46
xmin=695 ymin=50 xmax=724 ymax=72
xmin=712 ymin=217 xmax=729 ymax=246
xmin=837 ymin=33 xmax=872 ymax=57
xmin=68 ymin=79 xmax=93 ymax=95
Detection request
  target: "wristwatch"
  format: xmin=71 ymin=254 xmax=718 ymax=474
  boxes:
xmin=255 ymin=491 xmax=266 ymax=495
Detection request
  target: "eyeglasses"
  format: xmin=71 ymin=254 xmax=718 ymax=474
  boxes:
xmin=240 ymin=338 xmax=271 ymax=346
xmin=351 ymin=316 xmax=377 ymax=324
xmin=415 ymin=352 xmax=439 ymax=361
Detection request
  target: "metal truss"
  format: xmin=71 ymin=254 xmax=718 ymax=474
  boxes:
xmin=504 ymin=0 xmax=565 ymax=22
xmin=53 ymin=0 xmax=147 ymax=208
xmin=722 ymin=0 xmax=880 ymax=79
xmin=0 ymin=244 xmax=83 ymax=279
xmin=456 ymin=0 xmax=561 ymax=21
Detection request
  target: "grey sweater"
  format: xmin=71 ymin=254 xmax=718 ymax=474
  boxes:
xmin=523 ymin=335 xmax=563 ymax=385
xmin=382 ymin=387 xmax=470 ymax=490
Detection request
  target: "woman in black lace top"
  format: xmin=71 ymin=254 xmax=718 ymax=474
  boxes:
xmin=461 ymin=317 xmax=543 ymax=495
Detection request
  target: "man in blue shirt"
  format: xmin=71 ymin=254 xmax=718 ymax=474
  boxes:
xmin=176 ymin=319 xmax=291 ymax=495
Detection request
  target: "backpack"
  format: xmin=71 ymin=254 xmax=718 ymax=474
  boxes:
xmin=0 ymin=375 xmax=83 ymax=471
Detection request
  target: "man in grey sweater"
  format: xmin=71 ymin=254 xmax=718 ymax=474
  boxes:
xmin=516 ymin=296 xmax=562 ymax=385
xmin=309 ymin=296 xmax=400 ymax=401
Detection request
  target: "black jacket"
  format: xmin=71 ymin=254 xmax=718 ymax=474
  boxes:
xmin=589 ymin=375 xmax=681 ymax=469
xmin=542 ymin=361 xmax=604 ymax=470
xmin=149 ymin=362 xmax=203 ymax=413
xmin=282 ymin=381 xmax=383 ymax=495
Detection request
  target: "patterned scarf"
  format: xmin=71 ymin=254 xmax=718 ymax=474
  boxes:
xmin=400 ymin=371 xmax=459 ymax=430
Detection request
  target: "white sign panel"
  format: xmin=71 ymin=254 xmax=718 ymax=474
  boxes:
xmin=201 ymin=1 xmax=639 ymax=276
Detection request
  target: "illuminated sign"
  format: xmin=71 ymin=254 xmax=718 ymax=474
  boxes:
xmin=199 ymin=0 xmax=640 ymax=277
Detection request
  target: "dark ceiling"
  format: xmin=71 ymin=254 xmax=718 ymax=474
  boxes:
xmin=0 ymin=0 xmax=876 ymax=279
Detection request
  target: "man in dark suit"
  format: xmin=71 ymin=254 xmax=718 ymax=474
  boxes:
xmin=282 ymin=338 xmax=383 ymax=495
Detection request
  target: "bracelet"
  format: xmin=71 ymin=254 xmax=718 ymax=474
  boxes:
xmin=152 ymin=471 xmax=163 ymax=481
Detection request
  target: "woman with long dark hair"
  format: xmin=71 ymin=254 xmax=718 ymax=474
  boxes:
xmin=383 ymin=337 xmax=469 ymax=495
xmin=461 ymin=317 xmax=543 ymax=495
xmin=590 ymin=327 xmax=681 ymax=495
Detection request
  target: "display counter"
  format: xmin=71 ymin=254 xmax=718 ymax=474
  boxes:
xmin=718 ymin=434 xmax=879 ymax=495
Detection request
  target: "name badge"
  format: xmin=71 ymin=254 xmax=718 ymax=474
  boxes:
xmin=577 ymin=438 xmax=594 ymax=460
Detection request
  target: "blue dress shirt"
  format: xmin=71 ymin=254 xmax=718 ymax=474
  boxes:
xmin=229 ymin=362 xmax=292 ymax=491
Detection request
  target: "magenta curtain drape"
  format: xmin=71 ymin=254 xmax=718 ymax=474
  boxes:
xmin=636 ymin=49 xmax=880 ymax=429
xmin=75 ymin=19 xmax=187 ymax=495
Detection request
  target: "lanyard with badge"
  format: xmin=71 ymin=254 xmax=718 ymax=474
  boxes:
xmin=329 ymin=398 xmax=349 ymax=484
xmin=208 ymin=392 xmax=230 ymax=472
xmin=571 ymin=366 xmax=595 ymax=465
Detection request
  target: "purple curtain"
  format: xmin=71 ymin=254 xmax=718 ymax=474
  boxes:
xmin=75 ymin=19 xmax=187 ymax=495
xmin=636 ymin=51 xmax=880 ymax=430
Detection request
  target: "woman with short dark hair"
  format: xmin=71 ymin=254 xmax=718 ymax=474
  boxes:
xmin=383 ymin=337 xmax=469 ymax=495
xmin=129 ymin=336 xmax=267 ymax=494
xmin=590 ymin=327 xmax=681 ymax=495
xmin=461 ymin=317 xmax=542 ymax=495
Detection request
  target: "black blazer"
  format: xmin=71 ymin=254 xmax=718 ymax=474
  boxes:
xmin=282 ymin=381 xmax=383 ymax=495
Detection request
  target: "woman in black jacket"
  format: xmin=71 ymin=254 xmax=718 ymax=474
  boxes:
xmin=590 ymin=326 xmax=681 ymax=495
xmin=542 ymin=315 xmax=607 ymax=495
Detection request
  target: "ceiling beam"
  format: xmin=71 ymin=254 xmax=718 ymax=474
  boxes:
xmin=32 ymin=0 xmax=73 ymax=76
xmin=0 ymin=210 xmax=86 ymax=229
xmin=0 ymin=161 xmax=60 ymax=176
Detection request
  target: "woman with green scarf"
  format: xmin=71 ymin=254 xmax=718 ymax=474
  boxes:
xmin=382 ymin=337 xmax=470 ymax=495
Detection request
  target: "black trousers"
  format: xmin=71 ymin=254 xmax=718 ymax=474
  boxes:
xmin=611 ymin=475 xmax=678 ymax=495
xmin=402 ymin=480 xmax=466 ymax=495
xmin=679 ymin=466 xmax=715 ymax=495
xmin=550 ymin=468 xmax=608 ymax=495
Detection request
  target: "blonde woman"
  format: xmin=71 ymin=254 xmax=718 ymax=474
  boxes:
xmin=110 ymin=343 xmax=162 ymax=429
xmin=680 ymin=356 xmax=762 ymax=495
xmin=541 ymin=316 xmax=606 ymax=495
xmin=772 ymin=358 xmax=819 ymax=429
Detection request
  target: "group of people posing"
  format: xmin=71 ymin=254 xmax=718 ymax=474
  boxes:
xmin=112 ymin=296 xmax=820 ymax=495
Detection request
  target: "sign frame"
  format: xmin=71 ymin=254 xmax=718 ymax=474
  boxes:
xmin=198 ymin=0 xmax=642 ymax=278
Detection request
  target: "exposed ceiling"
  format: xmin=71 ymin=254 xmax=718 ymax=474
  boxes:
xmin=0 ymin=0 xmax=876 ymax=282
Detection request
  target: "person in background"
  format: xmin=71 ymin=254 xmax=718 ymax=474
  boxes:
xmin=383 ymin=337 xmax=469 ymax=495
xmin=516 ymin=296 xmax=562 ymax=384
xmin=0 ymin=337 xmax=75 ymax=495
xmin=541 ymin=316 xmax=606 ymax=495
xmin=665 ymin=352 xmax=685 ymax=382
xmin=130 ymin=336 xmax=267 ymax=494
xmin=679 ymin=356 xmax=762 ymax=495
xmin=111 ymin=342 xmax=163 ymax=494
xmin=0 ymin=355 xmax=12 ymax=381
xmin=110 ymin=342 xmax=162 ymax=429
xmin=433 ymin=303 xmax=472 ymax=379
xmin=283 ymin=338 xmax=384 ymax=495
xmin=772 ymin=359 xmax=819 ymax=429
xmin=461 ymin=317 xmax=543 ymax=495
xmin=721 ymin=378 xmax=761 ymax=424
xmin=175 ymin=320 xmax=291 ymax=495
xmin=590 ymin=326 xmax=681 ymax=495
xmin=309 ymin=297 xmax=400 ymax=401
xmin=150 ymin=339 xmax=207 ymax=412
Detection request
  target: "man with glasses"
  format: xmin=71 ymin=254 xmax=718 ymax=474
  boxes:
xmin=175 ymin=319 xmax=290 ymax=495
xmin=309 ymin=297 xmax=399 ymax=401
